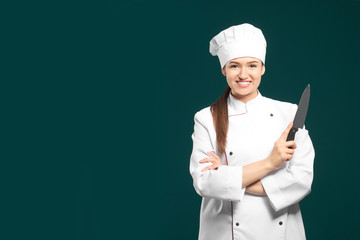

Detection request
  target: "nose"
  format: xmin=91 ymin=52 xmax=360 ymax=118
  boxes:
xmin=238 ymin=67 xmax=248 ymax=80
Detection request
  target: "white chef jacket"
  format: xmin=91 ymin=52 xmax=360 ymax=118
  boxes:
xmin=190 ymin=91 xmax=315 ymax=240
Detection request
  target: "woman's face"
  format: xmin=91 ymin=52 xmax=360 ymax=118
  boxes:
xmin=222 ymin=57 xmax=265 ymax=103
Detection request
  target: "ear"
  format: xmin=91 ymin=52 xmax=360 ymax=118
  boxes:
xmin=261 ymin=65 xmax=265 ymax=75
xmin=221 ymin=67 xmax=226 ymax=76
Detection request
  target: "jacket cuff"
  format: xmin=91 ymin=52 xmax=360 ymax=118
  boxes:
xmin=227 ymin=165 xmax=246 ymax=202
xmin=261 ymin=175 xmax=287 ymax=211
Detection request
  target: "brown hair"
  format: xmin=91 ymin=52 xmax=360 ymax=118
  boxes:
xmin=210 ymin=86 xmax=231 ymax=154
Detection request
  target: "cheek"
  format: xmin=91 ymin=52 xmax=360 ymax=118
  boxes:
xmin=225 ymin=77 xmax=233 ymax=86
xmin=225 ymin=76 xmax=237 ymax=89
xmin=225 ymin=73 xmax=236 ymax=82
xmin=251 ymin=72 xmax=263 ymax=81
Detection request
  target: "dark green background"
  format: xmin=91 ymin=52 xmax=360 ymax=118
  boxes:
xmin=2 ymin=0 xmax=360 ymax=239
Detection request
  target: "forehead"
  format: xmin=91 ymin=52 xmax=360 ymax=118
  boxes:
xmin=228 ymin=57 xmax=262 ymax=64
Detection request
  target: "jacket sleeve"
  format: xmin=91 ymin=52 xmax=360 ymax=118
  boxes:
xmin=189 ymin=111 xmax=246 ymax=202
xmin=261 ymin=127 xmax=315 ymax=211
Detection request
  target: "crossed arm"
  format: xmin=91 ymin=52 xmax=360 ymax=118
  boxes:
xmin=246 ymin=180 xmax=266 ymax=195
xmin=199 ymin=122 xmax=296 ymax=196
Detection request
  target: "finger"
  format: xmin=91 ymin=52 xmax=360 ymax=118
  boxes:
xmin=280 ymin=122 xmax=293 ymax=141
xmin=286 ymin=148 xmax=295 ymax=154
xmin=201 ymin=165 xmax=216 ymax=172
xmin=285 ymin=140 xmax=296 ymax=149
xmin=203 ymin=163 xmax=221 ymax=171
xmin=201 ymin=166 xmax=210 ymax=172
xmin=207 ymin=152 xmax=219 ymax=159
xmin=199 ymin=158 xmax=215 ymax=164
xmin=286 ymin=141 xmax=296 ymax=149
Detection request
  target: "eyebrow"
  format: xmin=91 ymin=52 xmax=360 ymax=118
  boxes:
xmin=229 ymin=61 xmax=260 ymax=64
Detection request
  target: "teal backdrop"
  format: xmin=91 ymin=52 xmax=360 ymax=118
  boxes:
xmin=2 ymin=0 xmax=360 ymax=239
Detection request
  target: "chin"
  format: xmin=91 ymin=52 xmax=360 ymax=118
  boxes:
xmin=233 ymin=89 xmax=257 ymax=99
xmin=235 ymin=90 xmax=252 ymax=96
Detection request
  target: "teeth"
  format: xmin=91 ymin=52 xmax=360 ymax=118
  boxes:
xmin=237 ymin=81 xmax=251 ymax=85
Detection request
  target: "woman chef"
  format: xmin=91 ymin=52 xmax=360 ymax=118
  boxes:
xmin=189 ymin=23 xmax=315 ymax=240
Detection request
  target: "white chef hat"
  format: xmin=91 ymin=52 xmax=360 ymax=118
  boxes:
xmin=209 ymin=23 xmax=267 ymax=68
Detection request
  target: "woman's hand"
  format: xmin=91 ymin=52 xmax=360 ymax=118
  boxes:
xmin=266 ymin=122 xmax=297 ymax=171
xmin=199 ymin=152 xmax=223 ymax=172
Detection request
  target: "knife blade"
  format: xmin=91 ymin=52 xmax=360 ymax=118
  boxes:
xmin=286 ymin=84 xmax=310 ymax=141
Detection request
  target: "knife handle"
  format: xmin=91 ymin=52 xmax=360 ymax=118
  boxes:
xmin=286 ymin=127 xmax=298 ymax=142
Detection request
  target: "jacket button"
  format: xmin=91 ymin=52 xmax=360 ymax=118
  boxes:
xmin=270 ymin=113 xmax=273 ymax=117
xmin=279 ymin=221 xmax=283 ymax=225
xmin=236 ymin=222 xmax=239 ymax=226
xmin=229 ymin=152 xmax=233 ymax=156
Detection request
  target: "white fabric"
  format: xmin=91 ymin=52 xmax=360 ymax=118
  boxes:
xmin=209 ymin=23 xmax=267 ymax=68
xmin=189 ymin=92 xmax=315 ymax=240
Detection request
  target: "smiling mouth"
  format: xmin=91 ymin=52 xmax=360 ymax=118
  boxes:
xmin=236 ymin=81 xmax=251 ymax=87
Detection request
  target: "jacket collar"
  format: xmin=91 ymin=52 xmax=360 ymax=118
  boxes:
xmin=228 ymin=90 xmax=263 ymax=116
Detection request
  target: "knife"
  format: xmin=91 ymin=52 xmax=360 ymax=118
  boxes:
xmin=286 ymin=84 xmax=310 ymax=141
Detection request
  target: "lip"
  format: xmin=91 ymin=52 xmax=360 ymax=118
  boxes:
xmin=236 ymin=81 xmax=251 ymax=88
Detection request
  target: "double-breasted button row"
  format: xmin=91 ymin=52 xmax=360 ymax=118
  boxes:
xmin=234 ymin=221 xmax=282 ymax=227
xmin=229 ymin=151 xmax=233 ymax=156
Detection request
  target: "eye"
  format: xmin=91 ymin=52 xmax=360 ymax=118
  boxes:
xmin=249 ymin=64 xmax=258 ymax=68
xmin=230 ymin=65 xmax=239 ymax=68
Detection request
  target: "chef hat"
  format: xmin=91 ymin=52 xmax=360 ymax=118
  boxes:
xmin=209 ymin=23 xmax=267 ymax=68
